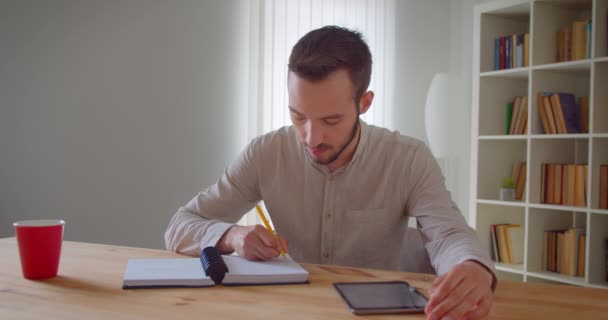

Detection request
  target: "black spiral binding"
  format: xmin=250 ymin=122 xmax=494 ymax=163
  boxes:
xmin=200 ymin=246 xmax=229 ymax=285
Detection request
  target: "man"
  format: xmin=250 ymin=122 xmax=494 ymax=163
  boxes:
xmin=165 ymin=26 xmax=495 ymax=320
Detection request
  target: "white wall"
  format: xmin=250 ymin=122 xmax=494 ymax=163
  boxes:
xmin=445 ymin=0 xmax=494 ymax=219
xmin=0 ymin=0 xmax=495 ymax=247
xmin=0 ymin=0 xmax=253 ymax=248
xmin=392 ymin=0 xmax=492 ymax=221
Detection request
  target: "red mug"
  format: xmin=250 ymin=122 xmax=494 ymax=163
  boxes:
xmin=13 ymin=220 xmax=65 ymax=280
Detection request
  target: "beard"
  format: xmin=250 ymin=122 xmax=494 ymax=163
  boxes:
xmin=309 ymin=116 xmax=360 ymax=165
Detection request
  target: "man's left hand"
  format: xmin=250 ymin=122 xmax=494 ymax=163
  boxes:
xmin=424 ymin=260 xmax=494 ymax=320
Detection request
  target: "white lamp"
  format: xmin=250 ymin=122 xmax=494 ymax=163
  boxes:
xmin=424 ymin=73 xmax=450 ymax=184
xmin=424 ymin=73 xmax=450 ymax=158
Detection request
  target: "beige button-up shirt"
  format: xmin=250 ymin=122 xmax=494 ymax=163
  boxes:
xmin=165 ymin=122 xmax=494 ymax=277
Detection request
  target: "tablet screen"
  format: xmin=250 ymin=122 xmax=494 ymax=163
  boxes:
xmin=333 ymin=281 xmax=428 ymax=315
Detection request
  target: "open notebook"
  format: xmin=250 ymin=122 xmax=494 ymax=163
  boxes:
xmin=122 ymin=247 xmax=309 ymax=289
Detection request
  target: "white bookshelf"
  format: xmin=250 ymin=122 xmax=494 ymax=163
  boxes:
xmin=471 ymin=0 xmax=608 ymax=288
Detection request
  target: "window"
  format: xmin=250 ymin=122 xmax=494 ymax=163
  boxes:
xmin=260 ymin=0 xmax=396 ymax=133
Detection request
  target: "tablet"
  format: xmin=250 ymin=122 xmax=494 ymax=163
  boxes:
xmin=333 ymin=281 xmax=428 ymax=315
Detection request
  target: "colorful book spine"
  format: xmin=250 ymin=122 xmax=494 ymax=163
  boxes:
xmin=495 ymin=38 xmax=500 ymax=70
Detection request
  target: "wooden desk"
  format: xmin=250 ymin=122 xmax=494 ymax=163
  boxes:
xmin=1 ymin=238 xmax=607 ymax=319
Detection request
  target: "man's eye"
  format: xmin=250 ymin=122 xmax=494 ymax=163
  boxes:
xmin=324 ymin=119 xmax=340 ymax=125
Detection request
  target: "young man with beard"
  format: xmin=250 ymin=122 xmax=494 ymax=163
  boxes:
xmin=165 ymin=26 xmax=495 ymax=320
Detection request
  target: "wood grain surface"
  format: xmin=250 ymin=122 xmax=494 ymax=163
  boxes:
xmin=1 ymin=238 xmax=607 ymax=319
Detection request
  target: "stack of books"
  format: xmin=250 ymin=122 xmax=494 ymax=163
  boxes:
xmin=537 ymin=92 xmax=589 ymax=134
xmin=542 ymin=228 xmax=586 ymax=277
xmin=494 ymin=33 xmax=529 ymax=70
xmin=601 ymin=165 xmax=608 ymax=210
xmin=556 ymin=20 xmax=592 ymax=62
xmin=490 ymin=224 xmax=523 ymax=264
xmin=505 ymin=96 xmax=528 ymax=135
xmin=540 ymin=163 xmax=587 ymax=207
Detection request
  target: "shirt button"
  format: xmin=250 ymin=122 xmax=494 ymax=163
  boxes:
xmin=328 ymin=175 xmax=335 ymax=181
xmin=325 ymin=212 xmax=331 ymax=220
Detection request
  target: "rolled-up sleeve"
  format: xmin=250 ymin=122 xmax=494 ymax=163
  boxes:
xmin=405 ymin=142 xmax=497 ymax=289
xmin=164 ymin=138 xmax=262 ymax=256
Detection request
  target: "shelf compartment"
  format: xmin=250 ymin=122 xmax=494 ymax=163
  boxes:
xmin=529 ymin=139 xmax=589 ymax=204
xmin=593 ymin=61 xmax=608 ymax=133
xmin=593 ymin=0 xmax=608 ymax=58
xmin=532 ymin=0 xmax=593 ymax=66
xmin=479 ymin=76 xmax=529 ymax=136
xmin=530 ymin=69 xmax=590 ymax=98
xmin=476 ymin=202 xmax=525 ymax=265
xmin=479 ymin=3 xmax=530 ymax=73
xmin=591 ymin=138 xmax=608 ymax=209
xmin=530 ymin=69 xmax=590 ymax=136
xmin=527 ymin=208 xmax=586 ymax=274
xmin=477 ymin=139 xmax=527 ymax=201
xmin=588 ymin=213 xmax=608 ymax=286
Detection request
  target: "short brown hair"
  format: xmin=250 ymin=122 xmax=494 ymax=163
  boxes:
xmin=288 ymin=26 xmax=372 ymax=105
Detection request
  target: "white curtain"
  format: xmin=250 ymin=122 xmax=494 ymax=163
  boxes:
xmin=260 ymin=0 xmax=396 ymax=133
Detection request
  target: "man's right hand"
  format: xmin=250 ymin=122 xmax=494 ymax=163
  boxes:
xmin=216 ymin=225 xmax=288 ymax=261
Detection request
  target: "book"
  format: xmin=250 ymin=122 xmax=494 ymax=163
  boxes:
xmin=496 ymin=225 xmax=510 ymax=263
xmin=574 ymin=164 xmax=587 ymax=207
xmin=537 ymin=92 xmax=551 ymax=134
xmin=541 ymin=163 xmax=547 ymax=203
xmin=506 ymin=225 xmax=524 ymax=264
xmin=565 ymin=164 xmax=576 ymax=206
xmin=600 ymin=165 xmax=608 ymax=209
xmin=542 ymin=231 xmax=548 ymax=271
xmin=550 ymin=94 xmax=568 ymax=134
xmin=517 ymin=96 xmax=528 ymax=134
xmin=557 ymin=93 xmax=580 ymax=133
xmin=509 ymin=96 xmax=522 ymax=135
xmin=122 ymin=247 xmax=309 ymax=289
xmin=505 ymin=102 xmax=514 ymax=135
xmin=523 ymin=33 xmax=530 ymax=67
xmin=500 ymin=36 xmax=506 ymax=70
xmin=577 ymin=234 xmax=585 ymax=277
xmin=572 ymin=21 xmax=587 ymax=61
xmin=512 ymin=34 xmax=518 ymax=68
xmin=512 ymin=96 xmax=526 ymax=135
xmin=490 ymin=224 xmax=499 ymax=261
xmin=579 ymin=96 xmax=589 ymax=133
xmin=542 ymin=95 xmax=557 ymax=134
xmin=554 ymin=164 xmax=563 ymax=205
xmin=546 ymin=163 xmax=556 ymax=204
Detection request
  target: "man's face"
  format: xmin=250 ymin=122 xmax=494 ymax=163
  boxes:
xmin=287 ymin=69 xmax=360 ymax=165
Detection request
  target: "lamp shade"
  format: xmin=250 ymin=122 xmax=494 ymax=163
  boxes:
xmin=424 ymin=73 xmax=450 ymax=158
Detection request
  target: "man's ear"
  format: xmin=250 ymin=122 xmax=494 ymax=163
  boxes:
xmin=358 ymin=91 xmax=374 ymax=115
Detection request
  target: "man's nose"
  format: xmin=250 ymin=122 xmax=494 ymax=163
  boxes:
xmin=305 ymin=121 xmax=323 ymax=147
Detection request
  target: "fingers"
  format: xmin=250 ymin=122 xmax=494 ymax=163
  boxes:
xmin=464 ymin=296 xmax=493 ymax=320
xmin=425 ymin=262 xmax=494 ymax=320
xmin=431 ymin=283 xmax=478 ymax=320
xmin=425 ymin=266 xmax=466 ymax=314
xmin=254 ymin=224 xmax=278 ymax=247
xmin=233 ymin=225 xmax=290 ymax=260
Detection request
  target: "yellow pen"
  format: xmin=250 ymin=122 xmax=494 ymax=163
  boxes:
xmin=255 ymin=204 xmax=286 ymax=258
